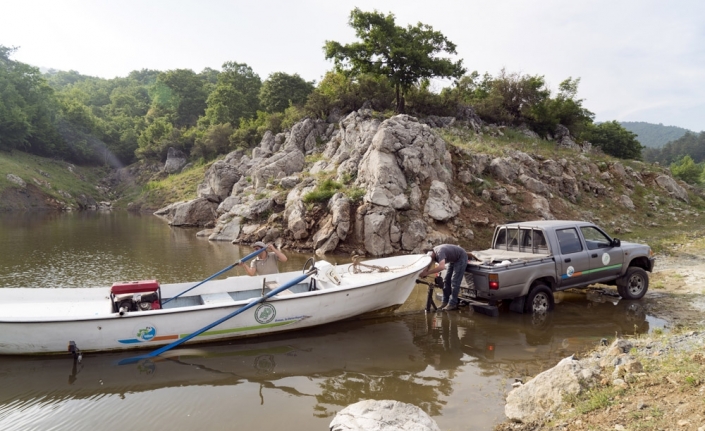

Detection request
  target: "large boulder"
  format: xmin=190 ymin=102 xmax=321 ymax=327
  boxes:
xmin=311 ymin=193 xmax=351 ymax=255
xmin=489 ymin=157 xmax=519 ymax=183
xmin=164 ymin=147 xmax=187 ymax=174
xmin=424 ymin=180 xmax=460 ymax=221
xmin=505 ymin=356 xmax=601 ymax=423
xmin=155 ymin=198 xmax=218 ymax=227
xmin=209 ymin=216 xmax=242 ymax=242
xmin=197 ymin=161 xmax=240 ymax=201
xmin=655 ymin=175 xmax=689 ymax=203
xmin=330 ymin=399 xmax=440 ymax=431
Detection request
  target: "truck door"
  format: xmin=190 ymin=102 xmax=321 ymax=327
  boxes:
xmin=555 ymin=227 xmax=592 ymax=288
xmin=579 ymin=225 xmax=624 ymax=282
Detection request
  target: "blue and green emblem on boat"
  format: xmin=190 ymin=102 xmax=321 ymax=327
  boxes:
xmin=255 ymin=303 xmax=276 ymax=324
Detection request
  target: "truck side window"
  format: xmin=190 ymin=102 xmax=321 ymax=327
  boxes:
xmin=556 ymin=228 xmax=583 ymax=254
xmin=495 ymin=228 xmax=507 ymax=248
xmin=580 ymin=226 xmax=612 ymax=250
xmin=532 ymin=230 xmax=547 ymax=249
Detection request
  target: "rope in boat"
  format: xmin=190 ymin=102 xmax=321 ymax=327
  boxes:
xmin=349 ymin=255 xmax=390 ymax=274
xmin=348 ymin=254 xmax=429 ymax=274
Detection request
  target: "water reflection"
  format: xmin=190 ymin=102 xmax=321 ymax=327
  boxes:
xmin=0 ymin=291 xmax=657 ymax=431
xmin=0 ymin=211 xmax=340 ymax=289
xmin=0 ymin=212 xmax=666 ymax=431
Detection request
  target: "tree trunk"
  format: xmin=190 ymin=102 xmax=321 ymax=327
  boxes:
xmin=395 ymin=85 xmax=405 ymax=114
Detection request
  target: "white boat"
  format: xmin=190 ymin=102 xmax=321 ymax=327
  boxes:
xmin=0 ymin=254 xmax=431 ymax=355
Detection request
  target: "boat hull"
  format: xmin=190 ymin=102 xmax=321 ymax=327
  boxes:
xmin=0 ymin=255 xmax=431 ymax=355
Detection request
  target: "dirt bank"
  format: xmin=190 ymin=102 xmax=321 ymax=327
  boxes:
xmin=495 ymin=240 xmax=705 ymax=431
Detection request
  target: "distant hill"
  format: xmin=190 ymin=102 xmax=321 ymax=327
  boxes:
xmin=620 ymin=121 xmax=692 ymax=148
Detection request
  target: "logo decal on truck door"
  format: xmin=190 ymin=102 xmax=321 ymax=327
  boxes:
xmin=566 ymin=266 xmax=575 ymax=277
xmin=602 ymin=253 xmax=611 ymax=265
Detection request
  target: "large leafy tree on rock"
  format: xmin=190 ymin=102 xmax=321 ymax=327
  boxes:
xmin=324 ymin=8 xmax=465 ymax=113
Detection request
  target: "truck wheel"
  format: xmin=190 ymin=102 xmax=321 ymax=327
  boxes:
xmin=617 ymin=267 xmax=649 ymax=300
xmin=524 ymin=285 xmax=554 ymax=314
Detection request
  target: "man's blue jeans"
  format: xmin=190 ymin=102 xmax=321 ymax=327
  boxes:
xmin=443 ymin=253 xmax=468 ymax=306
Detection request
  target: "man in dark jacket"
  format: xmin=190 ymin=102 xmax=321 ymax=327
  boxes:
xmin=419 ymin=244 xmax=468 ymax=311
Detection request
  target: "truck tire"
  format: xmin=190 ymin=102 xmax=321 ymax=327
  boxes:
xmin=616 ymin=267 xmax=649 ymax=300
xmin=524 ymin=285 xmax=554 ymax=314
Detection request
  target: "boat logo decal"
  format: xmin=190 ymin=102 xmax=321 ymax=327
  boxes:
xmin=602 ymin=253 xmax=610 ymax=265
xmin=255 ymin=303 xmax=276 ymax=324
xmin=137 ymin=326 xmax=157 ymax=341
xmin=566 ymin=266 xmax=575 ymax=277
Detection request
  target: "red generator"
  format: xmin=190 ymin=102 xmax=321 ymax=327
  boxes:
xmin=110 ymin=280 xmax=162 ymax=315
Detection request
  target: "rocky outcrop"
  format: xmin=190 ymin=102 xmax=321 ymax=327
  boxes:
xmin=152 ymin=109 xmax=692 ymax=255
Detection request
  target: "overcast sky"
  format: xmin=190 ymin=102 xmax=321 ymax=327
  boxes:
xmin=3 ymin=0 xmax=704 ymax=132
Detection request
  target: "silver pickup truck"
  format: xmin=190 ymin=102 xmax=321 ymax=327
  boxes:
xmin=461 ymin=220 xmax=656 ymax=314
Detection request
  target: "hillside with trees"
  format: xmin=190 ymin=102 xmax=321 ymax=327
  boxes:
xmin=620 ymin=121 xmax=692 ymax=148
xmin=1 ymin=8 xmax=644 ymax=172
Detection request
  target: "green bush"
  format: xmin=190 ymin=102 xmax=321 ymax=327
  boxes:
xmin=581 ymin=121 xmax=643 ymax=160
xmin=670 ymin=155 xmax=702 ymax=184
xmin=304 ymin=71 xmax=394 ymax=119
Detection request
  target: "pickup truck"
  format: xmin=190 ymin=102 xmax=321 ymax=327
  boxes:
xmin=460 ymin=220 xmax=656 ymax=314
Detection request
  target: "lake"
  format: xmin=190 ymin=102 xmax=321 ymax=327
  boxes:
xmin=0 ymin=211 xmax=665 ymax=430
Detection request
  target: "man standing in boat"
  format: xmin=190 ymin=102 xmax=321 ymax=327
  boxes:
xmin=240 ymin=241 xmax=288 ymax=276
xmin=419 ymin=244 xmax=468 ymax=311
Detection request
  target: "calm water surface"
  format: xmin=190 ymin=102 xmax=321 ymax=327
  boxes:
xmin=0 ymin=211 xmax=667 ymax=430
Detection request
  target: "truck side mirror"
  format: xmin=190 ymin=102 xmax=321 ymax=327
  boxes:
xmin=611 ymin=238 xmax=621 ymax=247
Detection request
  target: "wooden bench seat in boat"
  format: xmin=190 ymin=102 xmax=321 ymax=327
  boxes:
xmin=201 ymin=292 xmax=236 ymax=305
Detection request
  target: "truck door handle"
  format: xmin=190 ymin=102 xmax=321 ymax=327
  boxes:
xmin=591 ymin=253 xmax=598 ymax=258
xmin=564 ymin=258 xmax=571 ymax=263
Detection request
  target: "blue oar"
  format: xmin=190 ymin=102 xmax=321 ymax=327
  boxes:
xmin=119 ymin=270 xmax=316 ymax=365
xmin=161 ymin=248 xmax=263 ymax=306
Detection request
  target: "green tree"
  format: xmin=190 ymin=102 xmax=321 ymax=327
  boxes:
xmin=259 ymin=72 xmax=314 ymax=113
xmin=202 ymin=61 xmax=261 ymax=126
xmin=529 ymin=77 xmax=594 ymax=137
xmin=136 ymin=116 xmax=173 ymax=160
xmin=155 ymin=69 xmax=208 ymax=127
xmin=0 ymin=45 xmax=61 ymax=154
xmin=670 ymin=155 xmax=702 ymax=184
xmin=324 ymin=8 xmax=465 ymax=113
xmin=581 ymin=121 xmax=643 ymax=160
xmin=192 ymin=123 xmax=233 ymax=161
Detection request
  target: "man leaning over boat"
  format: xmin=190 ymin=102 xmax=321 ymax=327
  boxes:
xmin=239 ymin=241 xmax=288 ymax=276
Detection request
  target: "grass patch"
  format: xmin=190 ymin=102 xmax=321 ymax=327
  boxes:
xmin=565 ymin=386 xmax=618 ymax=414
xmin=127 ymin=163 xmax=208 ymax=209
xmin=547 ymin=327 xmax=705 ymax=430
xmin=0 ymin=150 xmax=109 ymax=208
xmin=302 ymin=178 xmax=343 ymax=203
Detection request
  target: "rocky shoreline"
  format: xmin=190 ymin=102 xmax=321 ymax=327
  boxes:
xmin=149 ymin=109 xmax=696 ymax=257
xmin=495 ymin=328 xmax=705 ymax=431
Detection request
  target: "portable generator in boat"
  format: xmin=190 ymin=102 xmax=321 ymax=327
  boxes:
xmin=110 ymin=280 xmax=162 ymax=315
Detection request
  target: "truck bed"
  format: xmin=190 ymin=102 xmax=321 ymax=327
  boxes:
xmin=469 ymin=248 xmax=552 ymax=267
